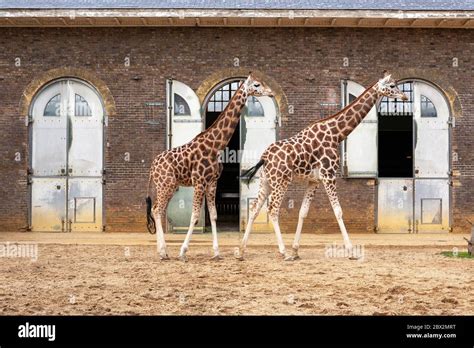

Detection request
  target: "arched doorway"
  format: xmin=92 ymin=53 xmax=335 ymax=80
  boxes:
xmin=204 ymin=78 xmax=278 ymax=232
xmin=377 ymin=80 xmax=451 ymax=233
xmin=29 ymin=78 xmax=104 ymax=232
xmin=343 ymin=79 xmax=451 ymax=233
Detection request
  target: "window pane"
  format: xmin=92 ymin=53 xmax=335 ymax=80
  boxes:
xmin=43 ymin=94 xmax=61 ymax=117
xmin=174 ymin=94 xmax=191 ymax=116
xmin=75 ymin=94 xmax=92 ymax=116
xmin=420 ymin=95 xmax=437 ymax=118
xmin=246 ymin=96 xmax=264 ymax=117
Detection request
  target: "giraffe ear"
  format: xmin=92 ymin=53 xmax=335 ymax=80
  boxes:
xmin=380 ymin=74 xmax=391 ymax=83
xmin=383 ymin=70 xmax=390 ymax=77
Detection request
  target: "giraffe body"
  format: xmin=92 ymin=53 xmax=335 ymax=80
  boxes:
xmin=238 ymin=72 xmax=408 ymax=260
xmin=146 ymin=73 xmax=273 ymax=260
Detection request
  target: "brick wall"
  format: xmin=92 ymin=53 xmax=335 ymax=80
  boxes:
xmin=0 ymin=27 xmax=472 ymax=233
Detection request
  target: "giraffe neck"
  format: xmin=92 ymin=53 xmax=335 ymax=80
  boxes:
xmin=330 ymin=83 xmax=379 ymax=142
xmin=202 ymin=81 xmax=249 ymax=150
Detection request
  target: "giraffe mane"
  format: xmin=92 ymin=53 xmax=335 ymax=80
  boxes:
xmin=312 ymin=80 xmax=378 ymax=125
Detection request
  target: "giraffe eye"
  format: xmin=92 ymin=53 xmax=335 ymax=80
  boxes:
xmin=389 ymin=83 xmax=395 ymax=88
xmin=254 ymin=83 xmax=261 ymax=88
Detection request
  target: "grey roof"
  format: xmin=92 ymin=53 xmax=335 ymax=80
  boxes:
xmin=1 ymin=0 xmax=473 ymax=11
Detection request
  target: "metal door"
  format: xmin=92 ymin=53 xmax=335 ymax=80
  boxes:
xmin=165 ymin=79 xmax=205 ymax=233
xmin=240 ymin=96 xmax=278 ymax=232
xmin=377 ymin=179 xmax=413 ymax=233
xmin=413 ymin=82 xmax=450 ymax=233
xmin=377 ymin=81 xmax=450 ymax=233
xmin=30 ymin=79 xmax=104 ymax=232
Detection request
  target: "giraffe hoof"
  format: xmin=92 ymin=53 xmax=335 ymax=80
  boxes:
xmin=160 ymin=254 xmax=170 ymax=261
xmin=284 ymin=254 xmax=300 ymax=261
xmin=234 ymin=248 xmax=245 ymax=261
xmin=178 ymin=255 xmax=188 ymax=262
xmin=210 ymin=254 xmax=223 ymax=261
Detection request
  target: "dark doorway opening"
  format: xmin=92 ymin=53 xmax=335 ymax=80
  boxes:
xmin=204 ymin=80 xmax=243 ymax=232
xmin=378 ymin=115 xmax=413 ymax=178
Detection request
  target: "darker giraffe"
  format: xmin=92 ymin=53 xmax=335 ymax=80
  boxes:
xmin=237 ymin=71 xmax=408 ymax=261
xmin=146 ymin=73 xmax=273 ymax=261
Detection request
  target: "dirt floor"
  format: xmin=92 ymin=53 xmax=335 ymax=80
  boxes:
xmin=0 ymin=232 xmax=472 ymax=315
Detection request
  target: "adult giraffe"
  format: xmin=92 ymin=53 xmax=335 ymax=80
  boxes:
xmin=146 ymin=73 xmax=273 ymax=261
xmin=237 ymin=72 xmax=408 ymax=261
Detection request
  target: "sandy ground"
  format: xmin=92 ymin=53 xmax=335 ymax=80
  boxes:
xmin=0 ymin=232 xmax=472 ymax=315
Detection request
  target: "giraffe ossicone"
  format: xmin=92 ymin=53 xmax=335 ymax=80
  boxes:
xmin=146 ymin=73 xmax=274 ymax=261
xmin=237 ymin=71 xmax=408 ymax=261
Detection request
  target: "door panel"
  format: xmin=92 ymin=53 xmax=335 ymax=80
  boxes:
xmin=413 ymin=82 xmax=450 ymax=178
xmin=68 ymin=178 xmax=103 ymax=231
xmin=31 ymin=81 xmax=67 ymax=176
xmin=377 ymin=179 xmax=413 ymax=233
xmin=343 ymin=81 xmax=378 ymax=177
xmin=414 ymin=179 xmax=449 ymax=233
xmin=31 ymin=177 xmax=67 ymax=232
xmin=240 ymin=96 xmax=277 ymax=232
xmin=166 ymin=80 xmax=204 ymax=233
xmin=67 ymin=81 xmax=104 ymax=176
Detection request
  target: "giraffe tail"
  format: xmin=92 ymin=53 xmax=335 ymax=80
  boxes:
xmin=146 ymin=173 xmax=156 ymax=234
xmin=146 ymin=196 xmax=156 ymax=234
xmin=241 ymin=159 xmax=265 ymax=185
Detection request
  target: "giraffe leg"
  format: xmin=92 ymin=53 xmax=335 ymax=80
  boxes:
xmin=267 ymin=181 xmax=290 ymax=258
xmin=178 ymin=184 xmax=205 ymax=262
xmin=205 ymin=180 xmax=221 ymax=260
xmin=286 ymin=180 xmax=319 ymax=261
xmin=236 ymin=177 xmax=270 ymax=260
xmin=152 ymin=184 xmax=176 ymax=260
xmin=153 ymin=210 xmax=169 ymax=260
xmin=322 ymin=175 xmax=353 ymax=251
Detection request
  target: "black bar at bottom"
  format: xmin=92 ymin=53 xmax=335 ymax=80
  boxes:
xmin=0 ymin=315 xmax=472 ymax=346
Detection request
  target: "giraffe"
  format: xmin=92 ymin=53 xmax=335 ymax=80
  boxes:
xmin=236 ymin=72 xmax=408 ymax=261
xmin=146 ymin=73 xmax=273 ymax=261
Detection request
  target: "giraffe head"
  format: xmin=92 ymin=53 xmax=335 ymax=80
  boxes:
xmin=376 ymin=71 xmax=408 ymax=101
xmin=244 ymin=73 xmax=274 ymax=97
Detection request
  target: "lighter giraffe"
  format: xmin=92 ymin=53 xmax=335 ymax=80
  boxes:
xmin=237 ymin=72 xmax=408 ymax=261
xmin=146 ymin=73 xmax=273 ymax=261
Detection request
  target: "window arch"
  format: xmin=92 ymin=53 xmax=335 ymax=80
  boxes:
xmin=43 ymin=94 xmax=61 ymax=117
xmin=206 ymin=79 xmax=264 ymax=117
xmin=420 ymin=95 xmax=437 ymax=117
xmin=173 ymin=94 xmax=191 ymax=116
xmin=75 ymin=94 xmax=92 ymax=116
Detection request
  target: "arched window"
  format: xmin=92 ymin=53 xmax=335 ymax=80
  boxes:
xmin=378 ymin=82 xmax=413 ymax=116
xmin=420 ymin=95 xmax=437 ymax=117
xmin=206 ymin=80 xmax=264 ymax=116
xmin=43 ymin=94 xmax=61 ymax=117
xmin=174 ymin=94 xmax=191 ymax=116
xmin=75 ymin=94 xmax=92 ymax=116
xmin=245 ymin=96 xmax=264 ymax=117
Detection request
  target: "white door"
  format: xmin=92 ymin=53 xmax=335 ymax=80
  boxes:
xmin=30 ymin=79 xmax=104 ymax=232
xmin=413 ymin=82 xmax=450 ymax=233
xmin=240 ymin=96 xmax=278 ymax=232
xmin=166 ymin=79 xmax=205 ymax=233
xmin=342 ymin=81 xmax=378 ymax=178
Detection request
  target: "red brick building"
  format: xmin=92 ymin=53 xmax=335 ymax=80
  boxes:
xmin=0 ymin=1 xmax=473 ymax=234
